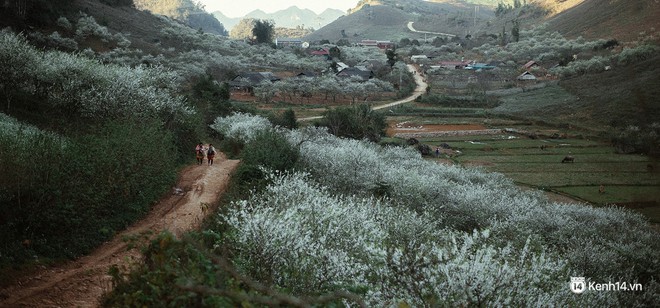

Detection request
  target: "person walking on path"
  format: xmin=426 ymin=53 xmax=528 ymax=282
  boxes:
xmin=195 ymin=143 xmax=205 ymax=165
xmin=207 ymin=144 xmax=216 ymax=165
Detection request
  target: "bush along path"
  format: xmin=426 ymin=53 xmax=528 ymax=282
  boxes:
xmin=0 ymin=153 xmax=239 ymax=308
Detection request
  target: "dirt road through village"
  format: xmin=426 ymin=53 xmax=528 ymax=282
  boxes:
xmin=0 ymin=154 xmax=239 ymax=307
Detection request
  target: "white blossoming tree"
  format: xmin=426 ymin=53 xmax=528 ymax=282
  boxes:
xmin=0 ymin=31 xmax=192 ymax=120
xmin=209 ymin=114 xmax=660 ymax=306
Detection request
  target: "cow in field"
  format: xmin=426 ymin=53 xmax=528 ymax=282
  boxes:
xmin=561 ymin=155 xmax=574 ymax=163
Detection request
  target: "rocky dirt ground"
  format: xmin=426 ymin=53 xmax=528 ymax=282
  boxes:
xmin=0 ymin=153 xmax=239 ymax=308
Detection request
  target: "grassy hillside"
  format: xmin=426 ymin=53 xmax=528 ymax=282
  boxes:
xmin=308 ymin=0 xmax=499 ymax=42
xmin=559 ymin=54 xmax=660 ymax=130
xmin=74 ymin=0 xmax=181 ymax=54
xmin=311 ymin=0 xmax=660 ymax=45
xmin=480 ymin=52 xmax=660 ymax=134
xmin=305 ymin=3 xmax=414 ymax=43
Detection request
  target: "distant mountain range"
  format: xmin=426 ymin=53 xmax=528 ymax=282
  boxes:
xmin=213 ymin=6 xmax=345 ymax=31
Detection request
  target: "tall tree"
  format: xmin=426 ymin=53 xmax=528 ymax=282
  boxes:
xmin=500 ymin=24 xmax=507 ymax=46
xmin=385 ymin=48 xmax=397 ymax=67
xmin=511 ymin=20 xmax=520 ymax=42
xmin=252 ymin=19 xmax=275 ymax=45
xmin=329 ymin=46 xmax=341 ymax=60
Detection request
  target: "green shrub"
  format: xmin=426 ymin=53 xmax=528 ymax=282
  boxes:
xmin=0 ymin=117 xmax=177 ymax=265
xmin=0 ymin=30 xmax=198 ymax=273
xmin=168 ymin=111 xmax=207 ymax=163
xmin=103 ymin=232 xmax=236 ymax=307
xmin=240 ymin=129 xmax=299 ymax=172
xmin=318 ymin=104 xmax=387 ymax=142
xmin=0 ymin=114 xmax=69 ymax=267
xmin=618 ymin=44 xmax=660 ymax=66
xmin=611 ymin=123 xmax=660 ymax=156
xmin=268 ymin=108 xmax=298 ymax=130
xmin=417 ymin=94 xmax=500 ymax=108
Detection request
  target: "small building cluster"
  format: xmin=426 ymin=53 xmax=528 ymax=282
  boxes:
xmin=274 ymin=38 xmax=303 ymax=48
xmin=419 ymin=55 xmax=550 ymax=82
xmin=517 ymin=60 xmax=540 ymax=81
xmin=358 ymin=40 xmax=395 ymax=49
xmin=229 ymin=72 xmax=281 ymax=92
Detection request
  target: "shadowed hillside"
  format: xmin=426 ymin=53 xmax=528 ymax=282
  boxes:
xmin=546 ymin=0 xmax=660 ymax=42
xmin=559 ymin=54 xmax=660 ymax=129
xmin=310 ymin=0 xmax=660 ymax=44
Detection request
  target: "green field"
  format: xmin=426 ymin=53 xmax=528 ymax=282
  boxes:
xmin=386 ymin=103 xmax=660 ymax=223
xmin=443 ymin=135 xmax=659 ymax=222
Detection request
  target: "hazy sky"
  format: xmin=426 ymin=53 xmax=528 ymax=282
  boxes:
xmin=197 ymin=0 xmax=357 ymax=17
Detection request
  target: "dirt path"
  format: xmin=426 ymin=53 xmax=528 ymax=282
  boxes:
xmin=298 ymin=64 xmax=426 ymax=121
xmin=372 ymin=64 xmax=427 ymax=111
xmin=406 ymin=21 xmax=456 ymax=38
xmin=0 ymin=154 xmax=239 ymax=308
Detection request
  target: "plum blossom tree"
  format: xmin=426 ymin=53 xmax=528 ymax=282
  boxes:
xmin=209 ymin=114 xmax=660 ymax=306
xmin=0 ymin=31 xmax=191 ymax=120
xmin=253 ymin=80 xmax=277 ymax=103
xmin=0 ymin=30 xmax=39 ymax=111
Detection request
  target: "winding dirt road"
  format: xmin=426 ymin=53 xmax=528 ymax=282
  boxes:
xmin=298 ymin=64 xmax=427 ymax=121
xmin=373 ymin=64 xmax=427 ymax=110
xmin=406 ymin=21 xmax=456 ymax=38
xmin=0 ymin=154 xmax=239 ymax=307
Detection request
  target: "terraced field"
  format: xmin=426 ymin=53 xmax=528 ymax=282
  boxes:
xmin=387 ymin=120 xmax=660 ymax=223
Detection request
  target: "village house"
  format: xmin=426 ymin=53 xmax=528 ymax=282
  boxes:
xmin=436 ymin=60 xmax=470 ymax=69
xmin=360 ymin=59 xmax=387 ymax=71
xmin=296 ymin=71 xmax=318 ymax=78
xmin=358 ymin=40 xmax=395 ymax=49
xmin=335 ymin=61 xmax=350 ymax=71
xmin=522 ymin=60 xmax=539 ymax=70
xmin=275 ymin=38 xmax=303 ymax=48
xmin=411 ymin=55 xmax=429 ymax=63
xmin=310 ymin=47 xmax=331 ymax=60
xmin=517 ymin=71 xmax=537 ymax=81
xmin=465 ymin=63 xmax=496 ymax=70
xmin=376 ymin=41 xmax=395 ymax=49
xmin=336 ymin=67 xmax=374 ymax=81
xmin=358 ymin=39 xmax=378 ymax=47
xmin=229 ymin=72 xmax=281 ymax=93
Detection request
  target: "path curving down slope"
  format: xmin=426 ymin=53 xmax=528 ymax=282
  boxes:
xmin=299 ymin=64 xmax=427 ymax=121
xmin=406 ymin=21 xmax=456 ymax=38
xmin=0 ymin=154 xmax=239 ymax=308
xmin=373 ymin=64 xmax=427 ymax=111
